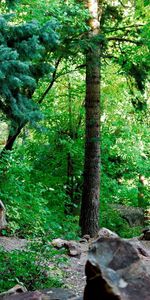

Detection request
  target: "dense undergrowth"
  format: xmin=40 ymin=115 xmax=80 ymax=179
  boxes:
xmin=0 ymin=74 xmax=149 ymax=292
xmin=0 ymin=239 xmax=67 ymax=293
xmin=0 ymin=139 xmax=146 ymax=293
xmin=0 ymin=75 xmax=149 ymax=292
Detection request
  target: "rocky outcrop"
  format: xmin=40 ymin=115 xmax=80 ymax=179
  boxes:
xmin=0 ymin=200 xmax=7 ymax=232
xmin=111 ymin=204 xmax=144 ymax=226
xmin=84 ymin=236 xmax=150 ymax=300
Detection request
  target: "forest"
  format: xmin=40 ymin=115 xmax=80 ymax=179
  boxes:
xmin=0 ymin=0 xmax=150 ymax=298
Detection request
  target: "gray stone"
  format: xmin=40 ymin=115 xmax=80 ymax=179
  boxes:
xmin=97 ymin=228 xmax=119 ymax=239
xmin=51 ymin=239 xmax=81 ymax=258
xmin=84 ymin=236 xmax=150 ymax=300
xmin=111 ymin=204 xmax=144 ymax=226
xmin=0 ymin=200 xmax=7 ymax=231
xmin=0 ymin=285 xmax=27 ymax=300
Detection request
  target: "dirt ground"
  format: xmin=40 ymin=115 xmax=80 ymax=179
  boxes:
xmin=0 ymin=237 xmax=87 ymax=296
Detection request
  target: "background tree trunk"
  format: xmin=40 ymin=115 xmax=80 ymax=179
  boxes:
xmin=0 ymin=122 xmax=26 ymax=159
xmin=80 ymin=0 xmax=102 ymax=237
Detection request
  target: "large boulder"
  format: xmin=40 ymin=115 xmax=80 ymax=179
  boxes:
xmin=84 ymin=236 xmax=150 ymax=300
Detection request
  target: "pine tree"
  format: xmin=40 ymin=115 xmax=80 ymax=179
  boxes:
xmin=0 ymin=1 xmax=89 ymax=152
xmin=0 ymin=10 xmax=59 ymax=150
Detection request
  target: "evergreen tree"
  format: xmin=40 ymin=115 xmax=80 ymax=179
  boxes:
xmin=0 ymin=9 xmax=59 ymax=150
xmin=0 ymin=0 xmax=89 ymax=152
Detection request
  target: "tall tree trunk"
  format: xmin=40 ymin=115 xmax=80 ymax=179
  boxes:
xmin=80 ymin=0 xmax=102 ymax=237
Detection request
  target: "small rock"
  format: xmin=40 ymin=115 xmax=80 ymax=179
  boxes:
xmin=51 ymin=238 xmax=66 ymax=249
xmin=0 ymin=285 xmax=27 ymax=299
xmin=65 ymin=242 xmax=81 ymax=258
xmin=82 ymin=235 xmax=90 ymax=241
xmin=97 ymin=227 xmax=119 ymax=239
xmin=51 ymin=239 xmax=81 ymax=257
xmin=84 ymin=236 xmax=150 ymax=300
xmin=0 ymin=291 xmax=44 ymax=300
xmin=79 ymin=238 xmax=87 ymax=243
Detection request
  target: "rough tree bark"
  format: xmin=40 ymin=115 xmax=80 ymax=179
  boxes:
xmin=80 ymin=0 xmax=103 ymax=237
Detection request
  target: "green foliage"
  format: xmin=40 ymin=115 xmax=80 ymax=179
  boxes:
xmin=0 ymin=142 xmax=80 ymax=238
xmin=100 ymin=203 xmax=142 ymax=238
xmin=0 ymin=152 xmax=50 ymax=237
xmin=0 ymin=240 xmax=64 ymax=293
xmin=101 ymin=63 xmax=149 ymax=210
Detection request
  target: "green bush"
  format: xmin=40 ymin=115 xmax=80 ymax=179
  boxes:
xmin=0 ymin=147 xmax=80 ymax=239
xmin=0 ymin=151 xmax=57 ymax=237
xmin=0 ymin=240 xmax=64 ymax=293
xmin=100 ymin=204 xmax=142 ymax=238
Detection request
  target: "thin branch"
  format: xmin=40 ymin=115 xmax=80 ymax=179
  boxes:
xmin=38 ymin=56 xmax=62 ymax=104
xmin=118 ymin=0 xmax=130 ymax=8
xmin=102 ymin=54 xmax=118 ymax=60
xmin=107 ymin=37 xmax=142 ymax=44
xmin=37 ymin=58 xmax=86 ymax=105
xmin=104 ymin=24 xmax=144 ymax=33
xmin=54 ymin=64 xmax=86 ymax=81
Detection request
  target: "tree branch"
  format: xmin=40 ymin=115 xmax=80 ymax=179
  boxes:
xmin=118 ymin=0 xmax=130 ymax=8
xmin=51 ymin=64 xmax=86 ymax=82
xmin=107 ymin=37 xmax=142 ymax=44
xmin=38 ymin=56 xmax=62 ymax=104
xmin=104 ymin=24 xmax=144 ymax=33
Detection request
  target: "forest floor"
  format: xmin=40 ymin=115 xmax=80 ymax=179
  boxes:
xmin=58 ymin=241 xmax=88 ymax=296
xmin=0 ymin=236 xmax=87 ymax=296
xmin=0 ymin=236 xmax=150 ymax=297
